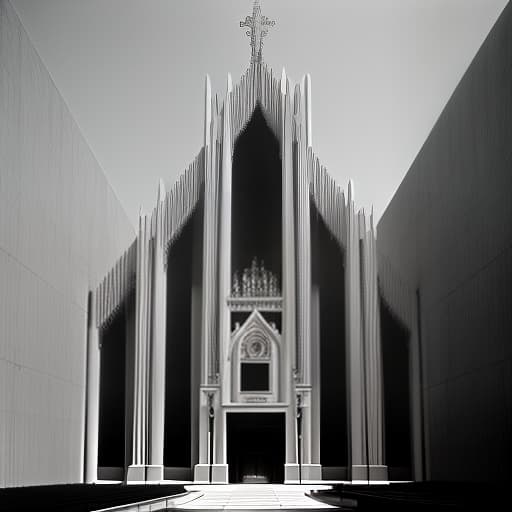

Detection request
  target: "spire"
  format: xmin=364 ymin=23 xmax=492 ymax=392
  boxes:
xmin=240 ymin=0 xmax=275 ymax=65
xmin=157 ymin=179 xmax=165 ymax=203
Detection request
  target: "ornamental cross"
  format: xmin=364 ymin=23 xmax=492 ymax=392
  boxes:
xmin=240 ymin=0 xmax=275 ymax=64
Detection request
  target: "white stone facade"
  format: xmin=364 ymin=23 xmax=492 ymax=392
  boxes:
xmin=87 ymin=59 xmax=386 ymax=484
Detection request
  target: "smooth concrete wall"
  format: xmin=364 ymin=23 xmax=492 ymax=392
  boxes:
xmin=0 ymin=0 xmax=135 ymax=487
xmin=377 ymin=3 xmax=512 ymax=481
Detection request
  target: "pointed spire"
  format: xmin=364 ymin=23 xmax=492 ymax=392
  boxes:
xmin=226 ymin=72 xmax=233 ymax=96
xmin=281 ymin=67 xmax=287 ymax=95
xmin=304 ymin=73 xmax=312 ymax=147
xmin=138 ymin=205 xmax=144 ymax=233
xmin=240 ymin=0 xmax=276 ymax=65
xmin=348 ymin=179 xmax=354 ymax=204
xmin=204 ymin=74 xmax=212 ymax=148
xmin=157 ymin=179 xmax=165 ymax=203
xmin=293 ymin=84 xmax=301 ymax=116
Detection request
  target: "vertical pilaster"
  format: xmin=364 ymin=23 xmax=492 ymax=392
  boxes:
xmin=85 ymin=291 xmax=100 ymax=483
xmin=201 ymin=74 xmax=220 ymax=388
xmin=148 ymin=182 xmax=167 ymax=482
xmin=295 ymin=82 xmax=311 ymax=386
xmin=359 ymin=212 xmax=387 ymax=481
xmin=294 ymin=79 xmax=320 ymax=480
xmin=198 ymin=76 xmax=213 ymax=477
xmin=281 ymin=69 xmax=298 ymax=482
xmin=212 ymin=73 xmax=233 ymax=483
xmin=346 ymin=195 xmax=387 ymax=482
xmin=345 ymin=181 xmax=366 ymax=480
xmin=127 ymin=211 xmax=152 ymax=483
xmin=304 ymin=74 xmax=312 ymax=149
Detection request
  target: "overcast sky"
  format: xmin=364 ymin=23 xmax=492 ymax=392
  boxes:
xmin=11 ymin=0 xmax=508 ymax=227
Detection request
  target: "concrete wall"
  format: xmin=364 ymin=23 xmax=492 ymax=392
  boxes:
xmin=0 ymin=0 xmax=135 ymax=487
xmin=377 ymin=3 xmax=512 ymax=481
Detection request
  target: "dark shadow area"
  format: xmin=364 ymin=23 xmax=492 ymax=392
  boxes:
xmin=261 ymin=311 xmax=281 ymax=332
xmin=0 ymin=484 xmax=185 ymax=512
xmin=164 ymin=205 xmax=203 ymax=469
xmin=380 ymin=297 xmax=412 ymax=481
xmin=231 ymin=103 xmax=282 ymax=282
xmin=311 ymin=482 xmax=507 ymax=511
xmin=231 ymin=311 xmax=252 ymax=331
xmin=227 ymin=412 xmax=285 ymax=483
xmin=98 ymin=309 xmax=126 ymax=472
xmin=241 ymin=362 xmax=270 ymax=391
xmin=311 ymin=203 xmax=347 ymax=470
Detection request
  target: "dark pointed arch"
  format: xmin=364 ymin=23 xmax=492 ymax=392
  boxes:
xmin=231 ymin=103 xmax=282 ymax=282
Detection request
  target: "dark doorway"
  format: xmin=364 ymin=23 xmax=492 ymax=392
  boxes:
xmin=227 ymin=413 xmax=285 ymax=483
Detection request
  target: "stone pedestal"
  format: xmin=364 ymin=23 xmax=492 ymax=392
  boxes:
xmin=212 ymin=464 xmax=229 ymax=483
xmin=284 ymin=463 xmax=322 ymax=483
xmin=284 ymin=463 xmax=300 ymax=483
xmin=351 ymin=464 xmax=388 ymax=482
xmin=146 ymin=464 xmax=164 ymax=482
xmin=301 ymin=464 xmax=322 ymax=481
xmin=126 ymin=464 xmax=147 ymax=483
xmin=193 ymin=463 xmax=228 ymax=484
xmin=194 ymin=464 xmax=211 ymax=483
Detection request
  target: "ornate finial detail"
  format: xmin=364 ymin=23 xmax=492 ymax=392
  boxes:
xmin=240 ymin=0 xmax=275 ymax=65
xmin=231 ymin=257 xmax=280 ymax=297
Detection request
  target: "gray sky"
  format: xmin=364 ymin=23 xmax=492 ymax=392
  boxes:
xmin=11 ymin=0 xmax=508 ymax=227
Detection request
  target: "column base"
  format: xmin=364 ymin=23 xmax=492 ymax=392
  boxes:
xmin=301 ymin=464 xmax=322 ymax=481
xmin=284 ymin=463 xmax=322 ymax=483
xmin=194 ymin=464 xmax=229 ymax=483
xmin=126 ymin=464 xmax=147 ymax=483
xmin=126 ymin=464 xmax=165 ymax=483
xmin=194 ymin=464 xmax=211 ymax=484
xmin=146 ymin=464 xmax=164 ymax=482
xmin=212 ymin=464 xmax=229 ymax=483
xmin=351 ymin=464 xmax=388 ymax=482
xmin=284 ymin=463 xmax=299 ymax=483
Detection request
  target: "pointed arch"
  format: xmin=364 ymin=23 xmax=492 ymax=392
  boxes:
xmin=231 ymin=103 xmax=282 ymax=282
xmin=230 ymin=310 xmax=281 ymax=403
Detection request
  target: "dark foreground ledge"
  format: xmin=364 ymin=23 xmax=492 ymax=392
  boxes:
xmin=310 ymin=482 xmax=507 ymax=511
xmin=0 ymin=483 xmax=186 ymax=512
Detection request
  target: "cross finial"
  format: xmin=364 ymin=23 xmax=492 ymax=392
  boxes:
xmin=240 ymin=0 xmax=275 ymax=65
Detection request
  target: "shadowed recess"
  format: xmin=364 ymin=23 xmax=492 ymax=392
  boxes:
xmin=98 ymin=309 xmax=127 ymax=472
xmin=380 ymin=297 xmax=412 ymax=481
xmin=231 ymin=103 xmax=282 ymax=283
xmin=311 ymin=202 xmax=348 ymax=470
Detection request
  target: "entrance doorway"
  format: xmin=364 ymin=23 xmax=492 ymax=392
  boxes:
xmin=227 ymin=412 xmax=285 ymax=483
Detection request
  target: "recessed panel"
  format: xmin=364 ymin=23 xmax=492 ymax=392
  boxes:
xmin=241 ymin=362 xmax=269 ymax=392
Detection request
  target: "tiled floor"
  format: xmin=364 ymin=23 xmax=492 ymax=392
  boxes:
xmin=180 ymin=484 xmax=336 ymax=509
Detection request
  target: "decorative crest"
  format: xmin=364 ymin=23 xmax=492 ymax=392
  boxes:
xmin=232 ymin=257 xmax=280 ymax=298
xmin=240 ymin=0 xmax=275 ymax=64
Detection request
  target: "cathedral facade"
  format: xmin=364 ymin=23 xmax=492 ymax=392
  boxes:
xmin=85 ymin=1 xmax=387 ymax=484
